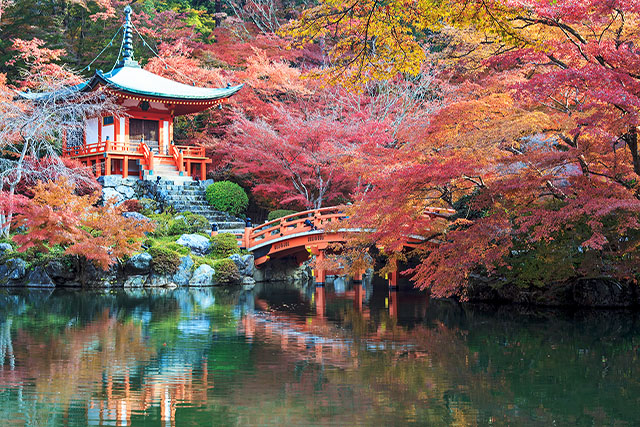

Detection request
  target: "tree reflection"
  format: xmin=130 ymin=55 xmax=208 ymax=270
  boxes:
xmin=0 ymin=287 xmax=639 ymax=426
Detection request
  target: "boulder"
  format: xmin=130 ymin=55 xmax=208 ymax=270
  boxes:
xmin=573 ymin=279 xmax=636 ymax=307
xmin=230 ymin=254 xmax=254 ymax=277
xmin=0 ymin=258 xmax=27 ymax=282
xmin=125 ymin=252 xmax=152 ymax=274
xmin=190 ymin=264 xmax=215 ymax=286
xmin=98 ymin=175 xmax=123 ymax=187
xmin=45 ymin=260 xmax=75 ymax=281
xmin=148 ymin=274 xmax=174 ymax=287
xmin=176 ymin=234 xmax=210 ymax=256
xmin=102 ymin=187 xmax=124 ymax=203
xmin=0 ymin=243 xmax=13 ymax=256
xmin=81 ymin=262 xmax=118 ymax=288
xmin=172 ymin=256 xmax=194 ymax=287
xmin=115 ymin=185 xmax=135 ymax=199
xmin=25 ymin=266 xmax=55 ymax=288
xmin=122 ymin=212 xmax=151 ymax=222
xmin=124 ymin=275 xmax=147 ymax=288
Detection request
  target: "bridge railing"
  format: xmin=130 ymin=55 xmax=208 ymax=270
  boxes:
xmin=243 ymin=207 xmax=347 ymax=249
xmin=241 ymin=205 xmax=457 ymax=250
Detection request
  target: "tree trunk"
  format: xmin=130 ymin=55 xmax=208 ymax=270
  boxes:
xmin=624 ymin=129 xmax=640 ymax=176
xmin=215 ymin=0 xmax=222 ymax=27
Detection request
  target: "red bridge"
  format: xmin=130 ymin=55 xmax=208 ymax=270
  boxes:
xmin=238 ymin=206 xmax=455 ymax=286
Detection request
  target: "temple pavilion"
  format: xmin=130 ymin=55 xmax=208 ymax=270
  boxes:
xmin=19 ymin=6 xmax=242 ymax=182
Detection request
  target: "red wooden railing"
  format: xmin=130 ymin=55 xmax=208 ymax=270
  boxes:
xmin=139 ymin=141 xmax=154 ymax=171
xmin=169 ymin=143 xmax=185 ymax=173
xmin=240 ymin=206 xmax=457 ymax=251
xmin=63 ymin=140 xmax=140 ymax=157
xmin=174 ymin=145 xmax=205 ymax=157
xmin=242 ymin=207 xmax=345 ymax=249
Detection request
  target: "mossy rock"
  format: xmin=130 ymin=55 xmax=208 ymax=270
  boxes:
xmin=148 ymin=247 xmax=181 ymax=275
xmin=213 ymin=259 xmax=242 ymax=284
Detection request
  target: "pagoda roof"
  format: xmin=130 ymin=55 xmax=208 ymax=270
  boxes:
xmin=17 ymin=63 xmax=243 ymax=108
xmin=97 ymin=65 xmax=243 ymax=101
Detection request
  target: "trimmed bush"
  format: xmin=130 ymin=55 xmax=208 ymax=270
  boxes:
xmin=167 ymin=212 xmax=210 ymax=235
xmin=121 ymin=199 xmax=142 ymax=213
xmin=213 ymin=259 xmax=242 ymax=284
xmin=167 ymin=218 xmax=189 ymax=236
xmin=148 ymin=247 xmax=181 ymax=275
xmin=210 ymin=233 xmax=240 ymax=258
xmin=267 ymin=209 xmax=298 ymax=221
xmin=148 ymin=213 xmax=173 ymax=237
xmin=205 ymin=181 xmax=248 ymax=216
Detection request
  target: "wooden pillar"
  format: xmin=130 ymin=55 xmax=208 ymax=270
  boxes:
xmin=200 ymin=162 xmax=206 ymax=181
xmin=186 ymin=160 xmax=191 ymax=177
xmin=123 ymin=156 xmax=129 ymax=178
xmin=388 ymin=270 xmax=398 ymax=289
xmin=354 ymin=281 xmax=363 ymax=313
xmin=388 ymin=288 xmax=398 ymax=318
xmin=314 ymin=285 xmax=326 ymax=318
xmin=313 ymin=249 xmax=326 ymax=286
xmin=105 ymin=156 xmax=111 ymax=176
xmin=95 ymin=160 xmax=101 ymax=178
xmin=114 ymin=115 xmax=120 ymax=143
xmin=387 ymin=258 xmax=398 ymax=289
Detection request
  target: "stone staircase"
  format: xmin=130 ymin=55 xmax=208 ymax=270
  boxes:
xmin=142 ymin=162 xmax=194 ymax=186
xmin=155 ymin=181 xmax=246 ymax=234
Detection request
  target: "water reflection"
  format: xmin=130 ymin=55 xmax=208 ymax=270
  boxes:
xmin=0 ymin=281 xmax=638 ymax=426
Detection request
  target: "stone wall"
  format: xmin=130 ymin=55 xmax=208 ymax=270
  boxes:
xmin=98 ymin=175 xmax=145 ymax=204
xmin=0 ymin=243 xmax=255 ymax=289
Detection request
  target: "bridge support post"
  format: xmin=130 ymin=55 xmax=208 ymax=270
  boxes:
xmin=352 ymin=270 xmax=364 ymax=312
xmin=388 ymin=288 xmax=398 ymax=318
xmin=387 ymin=259 xmax=398 ymax=290
xmin=313 ymin=249 xmax=326 ymax=286
xmin=314 ymin=285 xmax=326 ymax=318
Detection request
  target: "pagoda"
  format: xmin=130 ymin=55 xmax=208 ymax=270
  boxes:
xmin=19 ymin=5 xmax=242 ymax=182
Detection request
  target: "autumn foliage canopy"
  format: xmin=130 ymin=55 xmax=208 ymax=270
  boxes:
xmin=4 ymin=0 xmax=640 ymax=297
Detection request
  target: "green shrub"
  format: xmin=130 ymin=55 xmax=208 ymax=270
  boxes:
xmin=165 ymin=242 xmax=191 ymax=256
xmin=210 ymin=233 xmax=240 ymax=258
xmin=139 ymin=198 xmax=158 ymax=216
xmin=182 ymin=212 xmax=210 ymax=233
xmin=213 ymin=259 xmax=242 ymax=284
xmin=147 ymin=212 xmax=174 ymax=237
xmin=205 ymin=181 xmax=248 ymax=216
xmin=148 ymin=247 xmax=181 ymax=275
xmin=167 ymin=213 xmax=210 ymax=235
xmin=167 ymin=218 xmax=189 ymax=236
xmin=267 ymin=210 xmax=298 ymax=221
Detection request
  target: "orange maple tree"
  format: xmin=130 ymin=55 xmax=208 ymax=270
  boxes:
xmin=3 ymin=178 xmax=153 ymax=271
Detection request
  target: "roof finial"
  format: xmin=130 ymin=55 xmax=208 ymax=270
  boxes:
xmin=118 ymin=5 xmax=139 ymax=68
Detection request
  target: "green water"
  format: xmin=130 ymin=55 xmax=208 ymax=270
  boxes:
xmin=0 ymin=280 xmax=638 ymax=426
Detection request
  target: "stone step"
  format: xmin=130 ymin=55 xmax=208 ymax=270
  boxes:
xmin=216 ymin=222 xmax=246 ymax=230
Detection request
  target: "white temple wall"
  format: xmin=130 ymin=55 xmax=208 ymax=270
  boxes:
xmin=85 ymin=118 xmax=99 ymax=145
xmin=119 ymin=117 xmax=126 ymax=142
xmin=102 ymin=124 xmax=114 ymax=142
xmin=162 ymin=120 xmax=170 ymax=154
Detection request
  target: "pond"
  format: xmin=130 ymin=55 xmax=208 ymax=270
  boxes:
xmin=0 ymin=278 xmax=638 ymax=426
